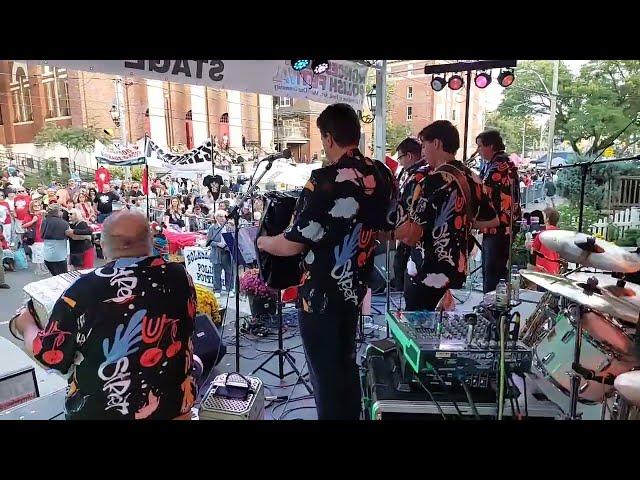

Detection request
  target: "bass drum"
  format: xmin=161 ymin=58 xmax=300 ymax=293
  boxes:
xmin=534 ymin=307 xmax=640 ymax=403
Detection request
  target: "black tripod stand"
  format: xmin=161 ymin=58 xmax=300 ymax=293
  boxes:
xmin=251 ymin=292 xmax=313 ymax=394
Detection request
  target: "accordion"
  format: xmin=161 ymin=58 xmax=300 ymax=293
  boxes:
xmin=256 ymin=191 xmax=303 ymax=290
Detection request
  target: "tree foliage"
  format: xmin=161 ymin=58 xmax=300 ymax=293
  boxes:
xmin=34 ymin=125 xmax=111 ymax=163
xmin=498 ymin=60 xmax=640 ymax=157
xmin=484 ymin=111 xmax=541 ymax=157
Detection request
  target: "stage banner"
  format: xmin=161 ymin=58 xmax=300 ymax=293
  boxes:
xmin=27 ymin=60 xmax=369 ymax=109
xmin=145 ymin=138 xmax=213 ymax=166
xmin=94 ymin=139 xmax=146 ymax=166
xmin=183 ymin=246 xmax=214 ymax=288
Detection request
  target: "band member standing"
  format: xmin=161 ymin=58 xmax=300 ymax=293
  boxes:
xmin=393 ymin=138 xmax=429 ymax=292
xmin=476 ymin=130 xmax=522 ymax=293
xmin=397 ymin=121 xmax=497 ymax=310
xmin=10 ymin=210 xmax=198 ymax=420
xmin=257 ymin=103 xmax=395 ymax=420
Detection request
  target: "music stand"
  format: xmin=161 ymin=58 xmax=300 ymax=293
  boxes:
xmin=250 ymin=291 xmax=313 ymax=394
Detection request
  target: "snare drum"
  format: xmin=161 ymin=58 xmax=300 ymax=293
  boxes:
xmin=534 ymin=308 xmax=640 ymax=403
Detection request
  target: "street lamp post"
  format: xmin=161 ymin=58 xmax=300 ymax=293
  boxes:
xmin=516 ymin=62 xmax=559 ymax=170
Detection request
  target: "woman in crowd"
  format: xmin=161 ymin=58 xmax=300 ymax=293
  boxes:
xmin=88 ymin=187 xmax=98 ymax=206
xmin=41 ymin=204 xmax=69 ymax=276
xmin=164 ymin=196 xmax=185 ymax=230
xmin=66 ymin=208 xmax=95 ymax=270
xmin=76 ymin=191 xmax=97 ymax=223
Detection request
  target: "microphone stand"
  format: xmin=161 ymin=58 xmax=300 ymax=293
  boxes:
xmin=227 ymin=157 xmax=279 ymax=372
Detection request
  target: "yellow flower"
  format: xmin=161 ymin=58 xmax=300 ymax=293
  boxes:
xmin=195 ymin=284 xmax=221 ymax=325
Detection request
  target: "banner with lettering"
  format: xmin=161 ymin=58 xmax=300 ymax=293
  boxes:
xmin=27 ymin=60 xmax=369 ymax=109
xmin=183 ymin=246 xmax=215 ymax=288
xmin=94 ymin=139 xmax=146 ymax=166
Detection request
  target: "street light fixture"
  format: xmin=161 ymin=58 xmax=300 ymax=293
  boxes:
xmin=366 ymin=85 xmax=377 ymax=115
xmin=109 ymin=105 xmax=120 ymax=127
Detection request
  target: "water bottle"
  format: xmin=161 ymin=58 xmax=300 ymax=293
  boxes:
xmin=496 ymin=279 xmax=509 ymax=309
xmin=510 ymin=267 xmax=520 ymax=303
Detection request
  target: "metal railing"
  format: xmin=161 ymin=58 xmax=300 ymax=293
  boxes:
xmin=520 ymin=181 xmax=546 ymax=207
xmin=0 ymin=152 xmax=96 ymax=183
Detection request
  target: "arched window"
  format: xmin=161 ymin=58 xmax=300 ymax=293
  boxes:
xmin=11 ymin=67 xmax=33 ymax=123
xmin=185 ymin=110 xmax=194 ymax=149
xmin=43 ymin=67 xmax=70 ymax=118
xmin=220 ymin=113 xmax=229 ymax=123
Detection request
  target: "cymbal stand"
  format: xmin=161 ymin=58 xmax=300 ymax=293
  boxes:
xmin=568 ymin=304 xmax=585 ymax=420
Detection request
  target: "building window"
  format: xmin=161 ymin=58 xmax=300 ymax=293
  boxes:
xmin=278 ymin=97 xmax=291 ymax=107
xmin=185 ymin=110 xmax=194 ymax=149
xmin=407 ymin=86 xmax=413 ymax=100
xmin=43 ymin=67 xmax=70 ymax=119
xmin=220 ymin=113 xmax=229 ymax=123
xmin=0 ymin=104 xmax=3 ymax=125
xmin=407 ymin=106 xmax=413 ymax=121
xmin=452 ymin=109 xmax=457 ymax=121
xmin=11 ymin=67 xmax=33 ymax=123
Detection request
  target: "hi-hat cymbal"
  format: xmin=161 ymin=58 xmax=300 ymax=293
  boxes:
xmin=520 ymin=270 xmax=640 ymax=324
xmin=538 ymin=230 xmax=640 ymax=273
xmin=614 ymin=371 xmax=640 ymax=407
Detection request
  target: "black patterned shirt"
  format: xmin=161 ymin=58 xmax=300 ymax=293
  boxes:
xmin=283 ymin=148 xmax=392 ymax=314
xmin=407 ymin=161 xmax=496 ymax=290
xmin=32 ymin=255 xmax=198 ymax=420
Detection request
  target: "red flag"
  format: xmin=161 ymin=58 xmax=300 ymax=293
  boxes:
xmin=385 ymin=155 xmax=399 ymax=175
xmin=142 ymin=166 xmax=149 ymax=195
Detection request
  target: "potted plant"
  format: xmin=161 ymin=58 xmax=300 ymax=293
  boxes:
xmin=240 ymin=268 xmax=277 ymax=317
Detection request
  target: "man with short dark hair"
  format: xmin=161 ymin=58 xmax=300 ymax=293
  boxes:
xmin=393 ymin=137 xmax=428 ymax=291
xmin=398 ymin=121 xmax=497 ymax=310
xmin=257 ymin=103 xmax=395 ymax=420
xmin=476 ymin=129 xmax=522 ymax=293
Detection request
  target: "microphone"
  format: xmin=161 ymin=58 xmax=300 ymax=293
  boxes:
xmin=262 ymin=148 xmax=292 ymax=164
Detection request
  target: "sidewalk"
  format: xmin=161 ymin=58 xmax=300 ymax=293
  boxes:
xmin=522 ymin=195 xmax=568 ymax=213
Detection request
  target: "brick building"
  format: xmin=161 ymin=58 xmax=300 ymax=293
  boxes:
xmin=387 ymin=60 xmax=488 ymax=156
xmin=0 ymin=60 xmax=277 ymax=168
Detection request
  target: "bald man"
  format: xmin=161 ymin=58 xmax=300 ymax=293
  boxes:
xmin=11 ymin=210 xmax=198 ymax=420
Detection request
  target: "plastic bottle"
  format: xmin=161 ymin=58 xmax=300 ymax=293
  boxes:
xmin=496 ymin=279 xmax=509 ymax=309
xmin=511 ymin=267 xmax=520 ymax=303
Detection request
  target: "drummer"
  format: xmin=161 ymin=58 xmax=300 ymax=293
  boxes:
xmin=529 ymin=207 xmax=561 ymax=274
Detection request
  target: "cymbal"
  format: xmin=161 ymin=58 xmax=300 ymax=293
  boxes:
xmin=538 ymin=230 xmax=640 ymax=273
xmin=520 ymin=270 xmax=640 ymax=324
xmin=614 ymin=371 xmax=640 ymax=407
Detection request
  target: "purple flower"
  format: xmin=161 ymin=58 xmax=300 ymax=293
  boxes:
xmin=240 ymin=269 xmax=277 ymax=298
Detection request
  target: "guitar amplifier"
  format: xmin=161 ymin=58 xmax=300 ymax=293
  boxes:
xmin=198 ymin=373 xmax=264 ymax=420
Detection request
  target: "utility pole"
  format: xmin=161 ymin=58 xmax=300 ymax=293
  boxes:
xmin=546 ymin=60 xmax=559 ymax=170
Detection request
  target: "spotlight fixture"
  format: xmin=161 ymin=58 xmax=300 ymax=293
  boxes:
xmin=291 ymin=59 xmax=311 ymax=71
xmin=448 ymin=74 xmax=464 ymax=91
xmin=474 ymin=71 xmax=492 ymax=89
xmin=311 ymin=59 xmax=330 ymax=75
xmin=497 ymin=69 xmax=515 ymax=87
xmin=431 ymin=74 xmax=447 ymax=92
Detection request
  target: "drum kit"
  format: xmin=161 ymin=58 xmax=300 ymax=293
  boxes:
xmin=519 ymin=230 xmax=640 ymax=420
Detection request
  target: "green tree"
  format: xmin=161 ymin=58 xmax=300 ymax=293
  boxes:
xmin=34 ymin=125 xmax=111 ymax=165
xmin=386 ymin=124 xmax=412 ymax=153
xmin=498 ymin=60 xmax=640 ymax=157
xmin=484 ymin=111 xmax=540 ymax=157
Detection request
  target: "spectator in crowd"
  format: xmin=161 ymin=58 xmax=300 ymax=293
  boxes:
xmin=76 ymin=191 xmax=97 ymax=223
xmin=66 ymin=208 xmax=95 ymax=270
xmin=41 ymin=204 xmax=70 ymax=276
xmin=0 ymin=191 xmax=13 ymax=247
xmin=94 ymin=183 xmax=120 ymax=223
xmin=164 ymin=197 xmax=185 ymax=230
xmin=206 ymin=210 xmax=234 ymax=297
xmin=0 ymin=224 xmax=13 ymax=286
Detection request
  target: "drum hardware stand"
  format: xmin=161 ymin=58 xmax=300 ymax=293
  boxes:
xmin=250 ymin=292 xmax=313 ymax=394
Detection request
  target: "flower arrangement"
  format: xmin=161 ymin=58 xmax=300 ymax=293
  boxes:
xmin=240 ymin=269 xmax=277 ymax=298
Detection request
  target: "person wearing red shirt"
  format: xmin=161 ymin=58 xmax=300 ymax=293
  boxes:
xmin=531 ymin=207 xmax=561 ymax=274
xmin=13 ymin=188 xmax=31 ymax=222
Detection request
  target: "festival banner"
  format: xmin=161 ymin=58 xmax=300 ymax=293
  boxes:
xmin=145 ymin=138 xmax=213 ymax=166
xmin=27 ymin=60 xmax=369 ymax=110
xmin=94 ymin=139 xmax=146 ymax=166
xmin=183 ymin=246 xmax=214 ymax=288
